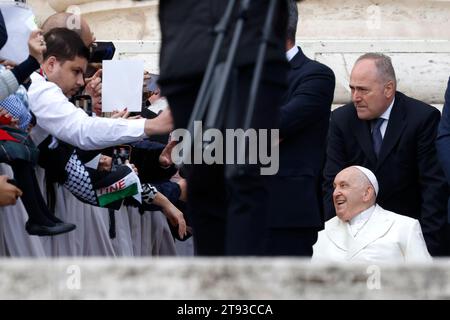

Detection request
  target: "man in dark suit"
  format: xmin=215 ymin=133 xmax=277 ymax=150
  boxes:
xmin=158 ymin=1 xmax=290 ymax=255
xmin=323 ymin=53 xmax=447 ymax=256
xmin=435 ymin=76 xmax=450 ymax=255
xmin=264 ymin=0 xmax=335 ymax=256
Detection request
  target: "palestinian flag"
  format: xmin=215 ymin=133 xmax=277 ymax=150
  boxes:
xmin=96 ymin=166 xmax=142 ymax=207
xmin=0 ymin=128 xmax=19 ymax=142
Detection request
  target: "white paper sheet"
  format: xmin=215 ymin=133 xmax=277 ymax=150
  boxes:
xmin=0 ymin=1 xmax=37 ymax=63
xmin=102 ymin=60 xmax=144 ymax=112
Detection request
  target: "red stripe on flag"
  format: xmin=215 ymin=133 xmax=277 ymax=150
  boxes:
xmin=0 ymin=129 xmax=20 ymax=142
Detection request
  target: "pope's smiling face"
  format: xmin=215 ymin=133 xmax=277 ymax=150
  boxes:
xmin=333 ymin=167 xmax=374 ymax=221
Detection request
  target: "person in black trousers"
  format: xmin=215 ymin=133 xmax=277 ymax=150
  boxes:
xmin=264 ymin=0 xmax=335 ymax=256
xmin=158 ymin=0 xmax=292 ymax=255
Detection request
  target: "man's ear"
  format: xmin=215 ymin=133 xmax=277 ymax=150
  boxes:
xmin=45 ymin=56 xmax=58 ymax=74
xmin=363 ymin=187 xmax=373 ymax=202
xmin=384 ymin=80 xmax=395 ymax=99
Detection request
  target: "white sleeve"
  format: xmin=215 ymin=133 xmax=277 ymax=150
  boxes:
xmin=0 ymin=69 xmax=19 ymax=101
xmin=311 ymin=231 xmax=327 ymax=262
xmin=404 ymin=220 xmax=433 ymax=263
xmin=28 ymin=73 xmax=147 ymax=149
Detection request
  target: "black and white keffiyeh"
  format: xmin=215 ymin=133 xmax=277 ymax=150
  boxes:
xmin=63 ymin=151 xmax=98 ymax=205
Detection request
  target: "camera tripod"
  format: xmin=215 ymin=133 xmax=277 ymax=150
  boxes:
xmin=182 ymin=0 xmax=280 ymax=169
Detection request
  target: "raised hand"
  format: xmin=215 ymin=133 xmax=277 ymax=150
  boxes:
xmin=28 ymin=30 xmax=46 ymax=64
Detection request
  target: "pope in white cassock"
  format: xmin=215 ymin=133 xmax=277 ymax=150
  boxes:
xmin=312 ymin=166 xmax=432 ymax=263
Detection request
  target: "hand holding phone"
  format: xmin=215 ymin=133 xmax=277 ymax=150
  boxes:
xmin=111 ymin=145 xmax=132 ymax=171
xmin=146 ymin=73 xmax=159 ymax=94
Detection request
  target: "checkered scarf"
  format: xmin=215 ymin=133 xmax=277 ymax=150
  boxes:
xmin=0 ymin=66 xmax=32 ymax=130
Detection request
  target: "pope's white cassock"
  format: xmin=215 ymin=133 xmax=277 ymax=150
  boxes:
xmin=312 ymin=204 xmax=432 ymax=263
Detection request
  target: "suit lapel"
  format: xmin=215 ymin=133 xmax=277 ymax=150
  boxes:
xmin=326 ymin=217 xmax=350 ymax=252
xmin=348 ymin=205 xmax=395 ymax=259
xmin=351 ymin=111 xmax=378 ymax=166
xmin=376 ymin=92 xmax=407 ymax=169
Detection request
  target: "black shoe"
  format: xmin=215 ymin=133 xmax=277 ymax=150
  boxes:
xmin=46 ymin=214 xmax=63 ymax=224
xmin=25 ymin=221 xmax=76 ymax=236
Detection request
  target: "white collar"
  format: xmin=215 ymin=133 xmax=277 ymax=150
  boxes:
xmin=379 ymin=98 xmax=395 ymax=121
xmin=347 ymin=205 xmax=376 ymax=238
xmin=349 ymin=205 xmax=376 ymax=226
xmin=286 ymin=46 xmax=299 ymax=62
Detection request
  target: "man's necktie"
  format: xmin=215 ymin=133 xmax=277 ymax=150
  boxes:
xmin=371 ymin=118 xmax=384 ymax=157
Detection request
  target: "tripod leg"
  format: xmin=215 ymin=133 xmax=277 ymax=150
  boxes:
xmin=227 ymin=0 xmax=279 ymax=179
xmin=243 ymin=0 xmax=279 ymax=130
xmin=182 ymin=0 xmax=239 ymax=166
xmin=186 ymin=0 xmax=238 ymax=135
xmin=205 ymin=0 xmax=251 ymax=130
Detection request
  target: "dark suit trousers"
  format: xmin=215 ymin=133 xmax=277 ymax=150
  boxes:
xmin=164 ymin=62 xmax=287 ymax=256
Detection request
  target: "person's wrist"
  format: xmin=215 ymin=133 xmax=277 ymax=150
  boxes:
xmin=144 ymin=119 xmax=152 ymax=136
xmin=27 ymin=55 xmax=40 ymax=69
xmin=158 ymin=155 xmax=172 ymax=169
xmin=11 ymin=55 xmax=41 ymax=84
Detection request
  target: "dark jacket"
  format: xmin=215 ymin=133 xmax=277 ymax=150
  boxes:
xmin=436 ymin=76 xmax=450 ymax=222
xmin=0 ymin=10 xmax=7 ymax=49
xmin=268 ymin=47 xmax=335 ymax=228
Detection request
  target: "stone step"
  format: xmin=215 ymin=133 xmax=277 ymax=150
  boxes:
xmin=1 ymin=258 xmax=450 ymax=299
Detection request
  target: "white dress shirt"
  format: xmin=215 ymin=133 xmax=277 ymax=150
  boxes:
xmin=286 ymin=45 xmax=299 ymax=62
xmin=377 ymin=98 xmax=395 ymax=138
xmin=28 ymin=72 xmax=147 ymax=149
